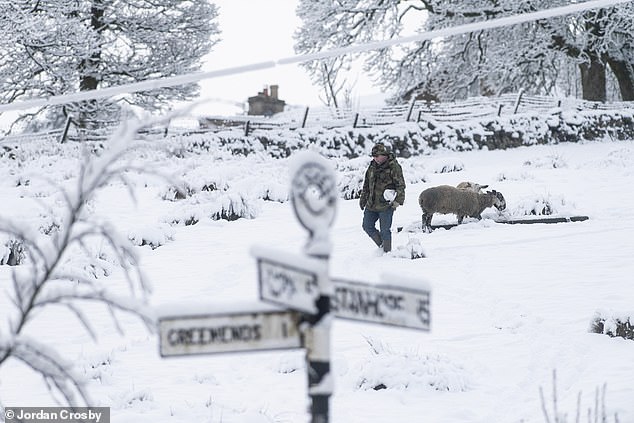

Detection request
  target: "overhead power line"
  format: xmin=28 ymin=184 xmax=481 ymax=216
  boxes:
xmin=0 ymin=0 xmax=631 ymax=114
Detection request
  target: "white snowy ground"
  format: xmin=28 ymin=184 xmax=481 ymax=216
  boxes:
xmin=0 ymin=133 xmax=633 ymax=423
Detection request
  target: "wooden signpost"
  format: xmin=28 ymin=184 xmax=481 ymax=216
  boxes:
xmin=158 ymin=151 xmax=432 ymax=423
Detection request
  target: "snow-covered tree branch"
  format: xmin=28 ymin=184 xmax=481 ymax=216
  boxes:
xmin=0 ymin=0 xmax=220 ymax=129
xmin=294 ymin=0 xmax=634 ymax=102
xmin=0 ymin=121 xmax=157 ymax=407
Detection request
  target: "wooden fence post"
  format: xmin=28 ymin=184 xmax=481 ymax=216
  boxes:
xmin=164 ymin=119 xmax=171 ymax=137
xmin=59 ymin=116 xmax=73 ymax=143
xmin=302 ymin=107 xmax=310 ymax=128
xmin=497 ymin=104 xmax=504 ymax=117
xmin=352 ymin=113 xmax=359 ymax=128
xmin=406 ymin=100 xmax=416 ymax=122
xmin=513 ymin=89 xmax=524 ymax=114
xmin=244 ymin=120 xmax=251 ymax=136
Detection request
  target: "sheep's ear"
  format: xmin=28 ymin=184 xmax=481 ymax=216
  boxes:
xmin=480 ymin=184 xmax=489 ymax=189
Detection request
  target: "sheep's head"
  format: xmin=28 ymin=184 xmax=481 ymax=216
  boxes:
xmin=488 ymin=190 xmax=506 ymax=210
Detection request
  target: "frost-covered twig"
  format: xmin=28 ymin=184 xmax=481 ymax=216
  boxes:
xmin=12 ymin=335 xmax=92 ymax=406
xmin=0 ymin=118 xmax=168 ymax=406
xmin=539 ymin=370 xmax=619 ymax=423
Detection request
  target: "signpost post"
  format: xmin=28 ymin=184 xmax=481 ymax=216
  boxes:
xmin=158 ymin=151 xmax=432 ymax=423
xmin=287 ymin=153 xmax=338 ymax=423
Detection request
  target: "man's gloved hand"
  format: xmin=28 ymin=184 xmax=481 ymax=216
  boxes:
xmin=391 ymin=201 xmax=400 ymax=210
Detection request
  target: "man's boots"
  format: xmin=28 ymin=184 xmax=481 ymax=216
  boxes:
xmin=382 ymin=238 xmax=391 ymax=253
xmin=370 ymin=232 xmax=382 ymax=248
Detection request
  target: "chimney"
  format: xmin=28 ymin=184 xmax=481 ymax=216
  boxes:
xmin=262 ymin=86 xmax=268 ymax=97
xmin=270 ymin=85 xmax=279 ymax=99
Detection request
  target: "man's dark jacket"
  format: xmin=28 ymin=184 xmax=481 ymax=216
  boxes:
xmin=359 ymin=154 xmax=406 ymax=211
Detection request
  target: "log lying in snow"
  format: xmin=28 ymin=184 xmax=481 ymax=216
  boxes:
xmin=397 ymin=215 xmax=589 ymax=232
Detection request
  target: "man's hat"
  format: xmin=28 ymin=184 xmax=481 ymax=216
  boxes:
xmin=371 ymin=143 xmax=388 ymax=157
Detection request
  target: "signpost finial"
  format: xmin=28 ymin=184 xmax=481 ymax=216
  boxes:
xmin=289 ymin=152 xmax=337 ymax=258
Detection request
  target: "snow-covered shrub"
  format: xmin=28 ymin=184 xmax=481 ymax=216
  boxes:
xmin=590 ymin=310 xmax=633 ymax=340
xmin=1 ymin=145 xmax=17 ymax=160
xmin=39 ymin=215 xmax=61 ymax=236
xmin=334 ymin=157 xmax=366 ymax=200
xmin=496 ymin=171 xmax=535 ymax=182
xmin=15 ymin=176 xmax=30 ymax=187
xmin=161 ymin=183 xmax=196 ymax=201
xmin=523 ymin=153 xmax=567 ymax=169
xmin=166 ymin=205 xmax=204 ymax=226
xmin=261 ymin=184 xmax=289 ymax=202
xmin=338 ymin=171 xmax=364 ymax=200
xmin=351 ymin=337 xmax=470 ymax=392
xmin=0 ymin=238 xmax=26 ymax=265
xmin=402 ymin=159 xmax=428 ymax=184
xmin=112 ymin=388 xmax=155 ymax=410
xmin=128 ymin=224 xmax=175 ymax=249
xmin=391 ymin=235 xmax=426 ymax=259
xmin=430 ymin=159 xmax=464 ymax=173
xmin=508 ymin=193 xmax=575 ymax=217
xmin=232 ymin=171 xmax=289 ymax=203
xmin=61 ymin=243 xmax=118 ymax=279
xmin=79 ymin=350 xmax=116 ymax=384
xmin=233 ymin=179 xmax=288 ymax=202
xmin=166 ymin=191 xmax=260 ymax=226
xmin=208 ymin=191 xmax=260 ymax=221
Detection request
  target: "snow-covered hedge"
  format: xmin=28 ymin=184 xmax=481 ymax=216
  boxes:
xmin=590 ymin=310 xmax=634 ymax=340
xmin=0 ymin=238 xmax=25 ymax=265
xmin=348 ymin=338 xmax=471 ymax=392
xmin=165 ymin=108 xmax=634 ymax=159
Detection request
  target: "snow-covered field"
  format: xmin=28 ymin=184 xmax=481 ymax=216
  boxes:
xmin=1 ymin=132 xmax=633 ymax=423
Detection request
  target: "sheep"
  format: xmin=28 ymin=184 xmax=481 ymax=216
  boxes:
xmin=418 ymin=185 xmax=506 ymax=232
xmin=456 ymin=181 xmax=489 ymax=193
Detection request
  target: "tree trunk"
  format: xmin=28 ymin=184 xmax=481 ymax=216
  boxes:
xmin=579 ymin=57 xmax=606 ymax=102
xmin=577 ymin=10 xmax=607 ymax=102
xmin=77 ymin=1 xmax=106 ymax=129
xmin=79 ymin=1 xmax=104 ymax=92
xmin=606 ymin=58 xmax=634 ymax=101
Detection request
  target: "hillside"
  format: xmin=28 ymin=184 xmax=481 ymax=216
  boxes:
xmin=0 ymin=119 xmax=633 ymax=422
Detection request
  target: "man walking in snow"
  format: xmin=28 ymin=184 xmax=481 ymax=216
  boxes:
xmin=359 ymin=143 xmax=406 ymax=253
